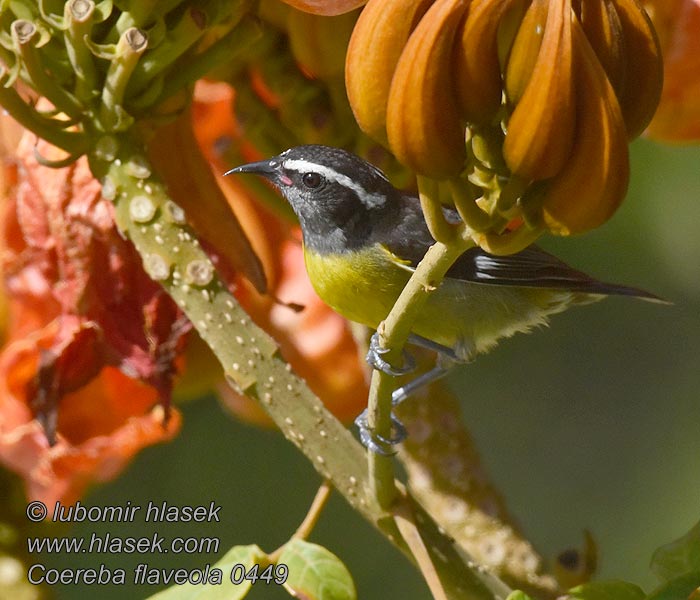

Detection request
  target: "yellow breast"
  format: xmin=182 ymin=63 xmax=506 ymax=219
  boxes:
xmin=303 ymin=245 xmax=409 ymax=329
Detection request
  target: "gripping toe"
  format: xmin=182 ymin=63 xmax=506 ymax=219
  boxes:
xmin=354 ymin=409 xmax=407 ymax=455
xmin=365 ymin=332 xmax=416 ymax=376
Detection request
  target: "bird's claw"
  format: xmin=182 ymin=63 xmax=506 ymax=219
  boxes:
xmin=354 ymin=409 xmax=407 ymax=456
xmin=366 ymin=332 xmax=415 ymax=376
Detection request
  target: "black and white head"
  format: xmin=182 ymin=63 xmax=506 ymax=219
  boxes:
xmin=226 ymin=145 xmax=401 ymax=252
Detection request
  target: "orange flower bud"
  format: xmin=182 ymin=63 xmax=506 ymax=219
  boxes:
xmin=386 ymin=0 xmax=470 ymax=177
xmin=345 ymin=0 xmax=663 ymax=237
xmin=503 ymin=0 xmax=576 ymax=181
xmin=540 ymin=17 xmax=629 ymax=234
xmin=346 ymin=0 xmax=434 ymax=144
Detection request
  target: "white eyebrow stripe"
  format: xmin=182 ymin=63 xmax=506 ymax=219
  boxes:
xmin=282 ymin=158 xmax=386 ymax=208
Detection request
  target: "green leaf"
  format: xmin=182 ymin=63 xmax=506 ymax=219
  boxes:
xmin=645 ymin=572 xmax=700 ymax=600
xmin=506 ymin=592 xmax=535 ymax=600
xmin=277 ymin=539 xmax=356 ymax=600
xmin=652 ymin=522 xmax=700 ymax=582
xmin=147 ymin=544 xmax=267 ymax=600
xmin=567 ymin=580 xmax=646 ymax=600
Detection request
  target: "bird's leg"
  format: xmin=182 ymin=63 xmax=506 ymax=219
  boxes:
xmin=390 ymin=361 xmax=452 ymax=405
xmin=358 ymin=333 xmax=459 ymax=454
xmin=389 ymin=333 xmax=462 ymax=405
xmin=407 ymin=333 xmax=460 ymax=361
xmin=358 ymin=332 xmax=415 ymax=455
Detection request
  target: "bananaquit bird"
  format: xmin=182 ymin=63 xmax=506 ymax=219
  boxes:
xmin=227 ymin=145 xmax=659 ymax=453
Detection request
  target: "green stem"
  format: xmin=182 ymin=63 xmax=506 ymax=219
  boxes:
xmin=0 ymin=77 xmax=88 ymax=155
xmin=418 ymin=175 xmax=459 ymax=243
xmin=100 ymin=27 xmax=148 ymax=131
xmin=113 ymin=0 xmax=161 ymax=33
xmin=126 ymin=9 xmax=205 ymax=96
xmin=12 ymin=20 xmax=84 ymax=120
xmin=366 ymin=178 xmax=475 ymax=509
xmin=64 ymin=0 xmax=100 ymax=103
xmin=448 ymin=178 xmax=495 ymax=233
xmin=380 ymin=240 xmax=474 ymax=350
xmin=366 ymin=367 xmax=399 ymax=509
xmin=268 ymin=480 xmax=333 ymax=563
xmin=291 ymin=480 xmax=333 ymax=542
xmin=367 ymin=241 xmax=474 ymax=507
xmin=153 ymin=16 xmax=261 ymax=107
xmin=231 ymin=79 xmax=299 ymax=156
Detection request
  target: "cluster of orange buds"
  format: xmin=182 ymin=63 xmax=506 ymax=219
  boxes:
xmin=346 ymin=0 xmax=663 ymax=238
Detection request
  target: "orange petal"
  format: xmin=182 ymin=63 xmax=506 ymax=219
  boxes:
xmin=288 ymin=8 xmax=359 ymax=79
xmin=579 ymin=0 xmax=625 ymax=96
xmin=0 ymin=335 xmax=180 ymax=508
xmin=457 ymin=0 xmax=517 ymax=123
xmin=504 ymin=0 xmax=576 ymax=181
xmin=504 ymin=0 xmax=548 ymax=105
xmin=387 ymin=0 xmax=471 ymax=177
xmin=612 ymin=0 xmax=663 ymax=138
xmin=345 ymin=0 xmax=434 ymax=143
xmin=542 ymin=17 xmax=629 ymax=234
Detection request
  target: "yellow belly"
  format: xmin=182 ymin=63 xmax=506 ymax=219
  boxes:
xmin=303 ymin=245 xmax=583 ymax=359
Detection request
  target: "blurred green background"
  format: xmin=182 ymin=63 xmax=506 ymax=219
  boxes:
xmin=28 ymin=139 xmax=700 ymax=599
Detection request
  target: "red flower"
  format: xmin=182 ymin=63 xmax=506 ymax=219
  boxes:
xmin=0 ymin=129 xmax=185 ymax=509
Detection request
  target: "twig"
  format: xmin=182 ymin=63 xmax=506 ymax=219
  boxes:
xmin=269 ymin=480 xmax=334 ymax=563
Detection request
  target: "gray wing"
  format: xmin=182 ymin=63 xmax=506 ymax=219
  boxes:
xmin=380 ymin=198 xmax=662 ymax=301
xmin=447 ymin=245 xmax=662 ymax=300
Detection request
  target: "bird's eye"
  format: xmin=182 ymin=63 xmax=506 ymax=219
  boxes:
xmin=302 ymin=172 xmax=322 ymax=189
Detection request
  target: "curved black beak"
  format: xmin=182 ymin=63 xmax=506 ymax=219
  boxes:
xmin=224 ymin=159 xmax=279 ymax=178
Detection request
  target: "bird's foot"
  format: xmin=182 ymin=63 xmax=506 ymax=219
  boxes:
xmin=366 ymin=332 xmax=415 ymax=376
xmin=354 ymin=409 xmax=407 ymax=455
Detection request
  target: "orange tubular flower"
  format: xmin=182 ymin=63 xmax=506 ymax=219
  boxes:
xmin=346 ymin=0 xmax=664 ymax=239
xmin=0 ymin=132 xmax=183 ymax=508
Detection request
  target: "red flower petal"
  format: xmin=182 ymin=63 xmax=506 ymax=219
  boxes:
xmin=0 ymin=130 xmax=187 ymax=505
